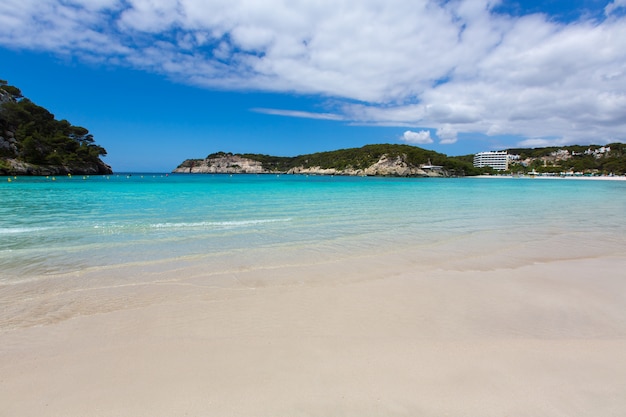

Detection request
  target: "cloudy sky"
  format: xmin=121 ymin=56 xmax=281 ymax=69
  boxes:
xmin=1 ymin=0 xmax=625 ymax=171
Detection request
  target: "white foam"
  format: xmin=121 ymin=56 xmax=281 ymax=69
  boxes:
xmin=0 ymin=227 xmax=50 ymax=235
xmin=149 ymin=218 xmax=292 ymax=229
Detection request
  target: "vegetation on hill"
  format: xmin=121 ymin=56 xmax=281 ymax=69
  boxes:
xmin=200 ymin=144 xmax=485 ymax=176
xmin=194 ymin=142 xmax=626 ymax=177
xmin=452 ymin=144 xmax=626 ymax=175
xmin=506 ymin=144 xmax=626 ymax=175
xmin=0 ymin=79 xmax=112 ymax=175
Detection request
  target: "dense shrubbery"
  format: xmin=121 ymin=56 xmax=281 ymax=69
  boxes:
xmin=1 ymin=79 xmax=110 ymax=174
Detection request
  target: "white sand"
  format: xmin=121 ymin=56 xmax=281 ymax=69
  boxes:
xmin=2 ymin=252 xmax=626 ymax=416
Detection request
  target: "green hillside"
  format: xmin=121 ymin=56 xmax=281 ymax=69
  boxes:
xmin=0 ymin=79 xmax=112 ymax=175
xmin=233 ymin=144 xmax=483 ymax=175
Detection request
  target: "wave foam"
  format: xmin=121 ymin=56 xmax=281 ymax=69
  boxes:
xmin=150 ymin=218 xmax=292 ymax=229
xmin=0 ymin=227 xmax=50 ymax=235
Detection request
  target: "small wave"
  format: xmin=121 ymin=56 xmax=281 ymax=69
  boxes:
xmin=150 ymin=218 xmax=292 ymax=229
xmin=92 ymin=218 xmax=292 ymax=232
xmin=0 ymin=227 xmax=50 ymax=235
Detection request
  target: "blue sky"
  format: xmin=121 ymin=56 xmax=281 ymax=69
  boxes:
xmin=1 ymin=0 xmax=626 ymax=172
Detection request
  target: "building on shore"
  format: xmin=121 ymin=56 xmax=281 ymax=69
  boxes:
xmin=473 ymin=151 xmax=509 ymax=171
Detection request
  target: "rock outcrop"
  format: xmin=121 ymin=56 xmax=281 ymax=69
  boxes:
xmin=0 ymin=129 xmax=18 ymax=156
xmin=174 ymin=154 xmax=266 ymax=174
xmin=363 ymin=154 xmax=436 ymax=176
xmin=0 ymin=157 xmax=112 ymax=176
xmin=0 ymin=89 xmax=13 ymax=105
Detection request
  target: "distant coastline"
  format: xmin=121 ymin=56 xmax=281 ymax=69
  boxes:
xmin=175 ymin=143 xmax=626 ymax=178
xmin=172 ymin=145 xmax=479 ymax=177
xmin=474 ymin=174 xmax=626 ymax=181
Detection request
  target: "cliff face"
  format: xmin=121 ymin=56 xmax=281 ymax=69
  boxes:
xmin=174 ymin=153 xmax=445 ymax=177
xmin=174 ymin=154 xmax=266 ymax=174
xmin=0 ymin=157 xmax=112 ymax=176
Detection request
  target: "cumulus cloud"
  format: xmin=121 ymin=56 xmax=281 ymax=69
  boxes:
xmin=436 ymin=125 xmax=458 ymax=145
xmin=401 ymin=130 xmax=433 ymax=145
xmin=1 ymin=0 xmax=626 ymax=147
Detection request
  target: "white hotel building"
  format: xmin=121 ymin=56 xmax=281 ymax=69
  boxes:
xmin=473 ymin=151 xmax=509 ymax=171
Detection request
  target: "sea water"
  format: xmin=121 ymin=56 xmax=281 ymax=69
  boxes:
xmin=1 ymin=174 xmax=626 ymax=285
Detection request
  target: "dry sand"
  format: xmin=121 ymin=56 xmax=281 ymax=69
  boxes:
xmin=2 ymin=251 xmax=626 ymax=416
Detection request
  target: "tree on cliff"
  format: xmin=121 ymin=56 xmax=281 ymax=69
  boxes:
xmin=0 ymin=79 xmax=111 ymax=174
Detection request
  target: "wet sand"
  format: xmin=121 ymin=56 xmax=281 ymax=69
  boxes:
xmin=2 ymin=251 xmax=626 ymax=416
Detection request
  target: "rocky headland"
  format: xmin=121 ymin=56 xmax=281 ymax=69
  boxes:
xmin=175 ymin=154 xmax=267 ymax=174
xmin=173 ymin=149 xmax=453 ymax=177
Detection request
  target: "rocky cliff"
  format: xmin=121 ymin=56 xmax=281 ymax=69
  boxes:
xmin=174 ymin=152 xmax=446 ymax=177
xmin=0 ymin=157 xmax=112 ymax=176
xmin=175 ymin=154 xmax=266 ymax=174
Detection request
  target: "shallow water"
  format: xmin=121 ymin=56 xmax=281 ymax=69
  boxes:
xmin=1 ymin=174 xmax=625 ymax=284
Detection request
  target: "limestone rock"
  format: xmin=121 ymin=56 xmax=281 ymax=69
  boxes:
xmin=173 ymin=154 xmax=267 ymax=174
xmin=0 ymin=158 xmax=112 ymax=176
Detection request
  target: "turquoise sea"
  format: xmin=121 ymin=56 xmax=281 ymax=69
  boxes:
xmin=2 ymin=174 xmax=626 ymax=286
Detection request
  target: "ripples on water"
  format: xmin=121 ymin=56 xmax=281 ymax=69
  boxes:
xmin=1 ymin=174 xmax=625 ymax=282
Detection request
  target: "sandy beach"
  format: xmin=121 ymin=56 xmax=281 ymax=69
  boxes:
xmin=2 ymin=245 xmax=626 ymax=417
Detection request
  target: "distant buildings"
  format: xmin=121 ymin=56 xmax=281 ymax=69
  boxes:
xmin=473 ymin=151 xmax=509 ymax=171
xmin=585 ymin=146 xmax=611 ymax=158
xmin=552 ymin=146 xmax=611 ymax=159
xmin=472 ymin=145 xmax=620 ymax=175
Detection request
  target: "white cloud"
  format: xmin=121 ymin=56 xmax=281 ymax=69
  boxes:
xmin=401 ymin=130 xmax=433 ymax=145
xmin=252 ymin=108 xmax=344 ymax=121
xmin=66 ymin=0 xmax=121 ymax=11
xmin=436 ymin=125 xmax=458 ymax=145
xmin=517 ymin=138 xmax=570 ymax=148
xmin=605 ymin=0 xmax=626 ymax=16
xmin=1 ymin=0 xmax=626 ymax=147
